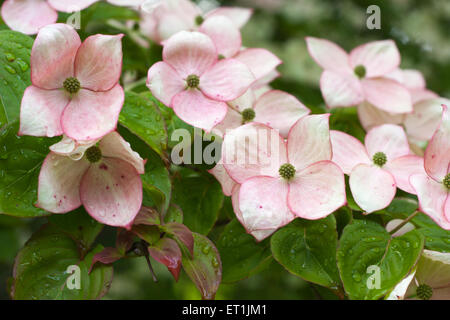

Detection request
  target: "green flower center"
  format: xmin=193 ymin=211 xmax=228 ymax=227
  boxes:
xmin=195 ymin=15 xmax=204 ymax=26
xmin=443 ymin=173 xmax=450 ymax=189
xmin=279 ymin=163 xmax=296 ymax=180
xmin=416 ymin=284 xmax=433 ymax=300
xmin=372 ymin=152 xmax=387 ymax=167
xmin=354 ymin=65 xmax=366 ymax=79
xmin=85 ymin=146 xmax=102 ymax=163
xmin=186 ymin=74 xmax=200 ymax=88
xmin=218 ymin=54 xmax=225 ymax=60
xmin=242 ymin=108 xmax=256 ymax=123
xmin=63 ymin=77 xmax=81 ymax=94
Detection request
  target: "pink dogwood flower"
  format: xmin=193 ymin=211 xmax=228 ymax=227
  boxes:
xmin=37 ymin=131 xmax=145 ymax=228
xmin=306 ymin=37 xmax=412 ymax=113
xmin=410 ymin=105 xmax=450 ymax=230
xmin=330 ymin=124 xmax=424 ymax=213
xmin=19 ymin=24 xmax=124 ymax=141
xmin=147 ymin=31 xmax=255 ymax=131
xmin=220 ymin=115 xmax=346 ymax=241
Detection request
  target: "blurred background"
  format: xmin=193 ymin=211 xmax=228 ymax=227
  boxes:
xmin=1 ymin=0 xmax=449 ymax=299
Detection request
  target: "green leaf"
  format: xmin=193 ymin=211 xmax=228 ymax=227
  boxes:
xmin=271 ymin=216 xmax=341 ymax=288
xmin=216 ymin=219 xmax=272 ymax=283
xmin=337 ymin=220 xmax=424 ymax=300
xmin=329 ymin=107 xmax=365 ymax=142
xmin=0 ymin=30 xmax=33 ymax=128
xmin=0 ymin=121 xmax=58 ymax=217
xmin=119 ymin=91 xmax=167 ymax=157
xmin=418 ymin=228 xmax=450 ymax=253
xmin=164 ymin=204 xmax=183 ymax=224
xmin=171 ymin=167 xmax=224 ymax=234
xmin=181 ymin=233 xmax=221 ymax=300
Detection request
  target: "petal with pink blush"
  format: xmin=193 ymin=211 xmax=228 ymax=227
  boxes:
xmin=80 ymin=158 xmax=143 ymax=228
xmin=410 ymin=89 xmax=438 ymax=104
xmin=163 ymin=31 xmax=217 ymax=78
xmin=222 ymin=123 xmax=287 ymax=183
xmin=357 ymin=101 xmax=405 ymax=131
xmin=305 ymin=37 xmax=352 ymax=74
xmin=424 ymin=105 xmax=450 ymax=182
xmin=19 ymin=86 xmax=70 ymax=137
xmin=330 ymin=130 xmax=370 ymax=174
xmin=253 ymin=90 xmax=310 ymax=138
xmin=361 ymin=78 xmax=412 ymax=113
xmin=50 ymin=136 xmax=97 ymax=161
xmin=147 ymin=62 xmax=185 ymax=106
xmin=31 ymin=24 xmax=81 ymax=89
xmin=99 ymin=132 xmax=145 ymax=174
xmin=208 ymin=163 xmax=237 ymax=196
xmin=1 ymin=0 xmax=57 ymax=35
xmin=385 ymin=155 xmax=425 ymax=194
xmin=200 ymin=59 xmax=255 ymax=102
xmin=200 ymin=16 xmax=241 ymax=58
xmin=288 ymin=161 xmax=346 ymax=220
xmin=233 ymin=48 xmax=282 ymax=81
xmin=410 ymin=174 xmax=450 ymax=230
xmin=349 ymin=164 xmax=396 ymax=213
xmin=48 ymin=0 xmax=98 ymax=12
xmin=404 ymin=98 xmax=449 ymax=142
xmin=287 ymin=114 xmax=332 ymax=171
xmin=37 ymin=153 xmax=89 ymax=213
xmin=74 ymin=34 xmax=124 ymax=92
xmin=239 ymin=176 xmax=294 ymax=233
xmin=205 ymin=7 xmax=253 ymax=29
xmin=172 ymin=89 xmax=227 ymax=132
xmin=212 ymin=108 xmax=241 ymax=138
xmin=320 ymin=71 xmax=364 ymax=108
xmin=349 ymin=40 xmax=400 ymax=78
xmin=228 ymin=88 xmax=255 ymax=112
xmin=61 ymin=85 xmax=124 ymax=141
xmin=365 ymin=124 xmax=410 ymax=161
xmin=401 ymin=69 xmax=426 ymax=90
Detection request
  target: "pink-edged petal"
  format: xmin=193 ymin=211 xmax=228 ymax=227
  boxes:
xmin=330 ymin=130 xmax=370 ymax=174
xmin=410 ymin=174 xmax=450 ymax=230
xmin=349 ymin=164 xmax=396 ymax=213
xmin=208 ymin=163 xmax=237 ymax=196
xmin=410 ymin=89 xmax=438 ymax=104
xmin=200 ymin=58 xmax=255 ymax=102
xmin=172 ymin=90 xmax=227 ymax=132
xmin=320 ymin=71 xmax=364 ymax=108
xmin=61 ymin=85 xmax=124 ymax=141
xmin=233 ymin=48 xmax=282 ymax=81
xmin=49 ymin=136 xmax=97 ymax=160
xmin=357 ymin=101 xmax=405 ymax=131
xmin=212 ymin=108 xmax=242 ymax=138
xmin=365 ymin=124 xmax=410 ymax=161
xmin=1 ymin=0 xmax=57 ymax=35
xmin=228 ymin=88 xmax=255 ymax=112
xmin=156 ymin=13 xmax=194 ymax=43
xmin=74 ymin=34 xmax=124 ymax=92
xmin=147 ymin=62 xmax=185 ymax=106
xmin=239 ymin=176 xmax=294 ymax=233
xmin=401 ymin=69 xmax=426 ymax=89
xmin=80 ymin=158 xmax=143 ymax=228
xmin=253 ymin=90 xmax=310 ymax=138
xmin=200 ymin=15 xmax=241 ymax=58
xmin=287 ymin=114 xmax=332 ymax=171
xmin=222 ymin=122 xmax=287 ymax=183
xmin=252 ymin=69 xmax=280 ymax=89
xmin=48 ymin=0 xmax=98 ymax=12
xmin=205 ymin=7 xmax=253 ymax=29
xmin=405 ymin=98 xmax=450 ymax=142
xmin=361 ymin=78 xmax=412 ymax=113
xmin=37 ymin=153 xmax=89 ymax=213
xmin=31 ymin=23 xmax=81 ymax=89
xmin=288 ymin=160 xmax=346 ymax=220
xmin=305 ymin=37 xmax=352 ymax=74
xmin=163 ymin=31 xmax=217 ymax=78
xmin=107 ymin=0 xmax=144 ymax=6
xmin=349 ymin=40 xmax=400 ymax=78
xmin=99 ymin=132 xmax=145 ymax=174
xmin=19 ymin=86 xmax=69 ymax=137
xmin=424 ymin=105 xmax=450 ymax=182
xmin=385 ymin=155 xmax=425 ymax=194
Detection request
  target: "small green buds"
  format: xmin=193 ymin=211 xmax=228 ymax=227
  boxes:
xmin=242 ymin=108 xmax=256 ymax=123
xmin=195 ymin=15 xmax=204 ymax=26
xmin=85 ymin=146 xmax=102 ymax=163
xmin=372 ymin=152 xmax=387 ymax=167
xmin=63 ymin=77 xmax=81 ymax=94
xmin=444 ymin=173 xmax=450 ymax=189
xmin=354 ymin=65 xmax=366 ymax=79
xmin=279 ymin=163 xmax=296 ymax=180
xmin=186 ymin=74 xmax=200 ymax=88
xmin=416 ymin=284 xmax=433 ymax=300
